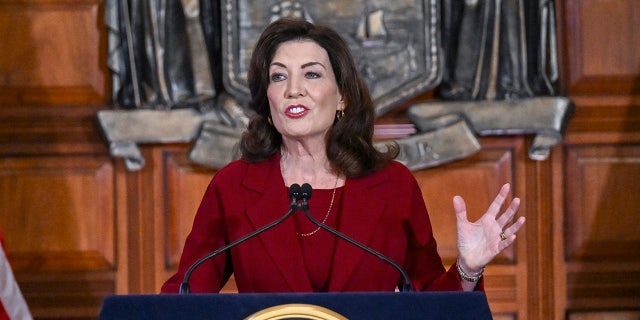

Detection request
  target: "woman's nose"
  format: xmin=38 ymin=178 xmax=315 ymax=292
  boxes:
xmin=286 ymin=78 xmax=305 ymax=97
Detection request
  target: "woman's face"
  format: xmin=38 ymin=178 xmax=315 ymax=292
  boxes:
xmin=267 ymin=39 xmax=344 ymax=143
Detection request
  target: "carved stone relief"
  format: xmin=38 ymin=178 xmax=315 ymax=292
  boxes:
xmin=99 ymin=0 xmax=572 ymax=171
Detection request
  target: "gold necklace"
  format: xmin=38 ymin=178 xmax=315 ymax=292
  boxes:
xmin=297 ymin=177 xmax=339 ymax=237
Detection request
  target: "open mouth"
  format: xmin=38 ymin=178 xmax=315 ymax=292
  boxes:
xmin=285 ymin=105 xmax=308 ymax=118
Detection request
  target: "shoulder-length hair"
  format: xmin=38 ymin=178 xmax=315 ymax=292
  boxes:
xmin=238 ymin=18 xmax=397 ymax=178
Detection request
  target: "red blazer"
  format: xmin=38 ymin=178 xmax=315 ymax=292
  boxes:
xmin=161 ymin=153 xmax=472 ymax=293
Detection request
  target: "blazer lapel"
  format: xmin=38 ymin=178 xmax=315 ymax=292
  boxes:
xmin=328 ymin=170 xmax=390 ymax=291
xmin=242 ymin=155 xmax=313 ymax=292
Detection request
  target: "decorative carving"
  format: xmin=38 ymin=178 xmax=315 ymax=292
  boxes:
xmin=99 ymin=0 xmax=572 ymax=171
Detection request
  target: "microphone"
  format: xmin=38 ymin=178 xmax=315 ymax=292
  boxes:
xmin=298 ymin=183 xmax=414 ymax=292
xmin=179 ymin=184 xmax=303 ymax=294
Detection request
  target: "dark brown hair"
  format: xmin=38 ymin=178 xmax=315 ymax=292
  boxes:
xmin=238 ymin=18 xmax=397 ymax=178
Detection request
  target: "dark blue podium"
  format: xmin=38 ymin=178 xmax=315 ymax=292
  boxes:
xmin=98 ymin=291 xmax=493 ymax=319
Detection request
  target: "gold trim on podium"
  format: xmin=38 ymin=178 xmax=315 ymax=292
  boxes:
xmin=244 ymin=303 xmax=348 ymax=320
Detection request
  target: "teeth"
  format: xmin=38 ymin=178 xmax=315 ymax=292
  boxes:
xmin=289 ymin=107 xmax=305 ymax=114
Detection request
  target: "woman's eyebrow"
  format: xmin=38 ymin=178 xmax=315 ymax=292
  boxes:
xmin=269 ymin=62 xmax=286 ymax=68
xmin=301 ymin=61 xmax=325 ymax=69
xmin=269 ymin=61 xmax=326 ymax=69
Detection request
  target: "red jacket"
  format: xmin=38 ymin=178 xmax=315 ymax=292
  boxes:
xmin=161 ymin=153 xmax=471 ymax=293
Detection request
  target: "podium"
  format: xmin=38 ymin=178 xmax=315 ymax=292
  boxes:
xmin=99 ymin=291 xmax=493 ymax=319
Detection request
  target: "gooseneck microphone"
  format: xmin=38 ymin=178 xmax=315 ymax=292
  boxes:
xmin=298 ymin=183 xmax=414 ymax=292
xmin=179 ymin=184 xmax=303 ymax=294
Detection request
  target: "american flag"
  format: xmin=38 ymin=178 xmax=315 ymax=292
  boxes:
xmin=0 ymin=228 xmax=32 ymax=320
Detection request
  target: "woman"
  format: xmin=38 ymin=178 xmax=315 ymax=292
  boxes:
xmin=161 ymin=18 xmax=525 ymax=293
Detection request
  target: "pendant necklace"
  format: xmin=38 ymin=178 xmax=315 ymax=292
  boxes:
xmin=297 ymin=176 xmax=339 ymax=237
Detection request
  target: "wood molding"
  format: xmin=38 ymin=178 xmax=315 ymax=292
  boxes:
xmin=0 ymin=104 xmax=109 ymax=155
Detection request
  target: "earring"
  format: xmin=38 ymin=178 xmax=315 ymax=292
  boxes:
xmin=336 ymin=109 xmax=345 ymax=120
xmin=267 ymin=114 xmax=273 ymax=125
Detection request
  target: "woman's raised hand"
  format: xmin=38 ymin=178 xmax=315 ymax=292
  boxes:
xmin=453 ymin=183 xmax=526 ymax=273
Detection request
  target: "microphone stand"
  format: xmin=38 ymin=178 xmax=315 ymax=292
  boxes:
xmin=298 ymin=183 xmax=414 ymax=292
xmin=179 ymin=184 xmax=303 ymax=294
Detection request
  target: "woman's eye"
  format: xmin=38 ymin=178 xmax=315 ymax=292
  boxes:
xmin=305 ymin=71 xmax=321 ymax=79
xmin=270 ymin=73 xmax=286 ymax=82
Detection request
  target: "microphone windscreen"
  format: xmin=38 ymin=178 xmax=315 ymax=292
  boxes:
xmin=301 ymin=183 xmax=313 ymax=200
xmin=289 ymin=184 xmax=301 ymax=200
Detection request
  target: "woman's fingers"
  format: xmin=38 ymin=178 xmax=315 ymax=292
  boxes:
xmin=496 ymin=197 xmax=520 ymax=228
xmin=487 ymin=183 xmax=511 ymax=218
xmin=453 ymin=195 xmax=468 ymax=222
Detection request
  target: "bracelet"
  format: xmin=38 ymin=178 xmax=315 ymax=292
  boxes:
xmin=456 ymin=257 xmax=484 ymax=282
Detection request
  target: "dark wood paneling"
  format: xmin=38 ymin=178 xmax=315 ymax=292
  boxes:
xmin=564 ymin=144 xmax=640 ymax=310
xmin=563 ymin=0 xmax=640 ymax=95
xmin=0 ymin=0 xmax=106 ymax=105
xmin=0 ymin=155 xmax=115 ymax=318
xmin=568 ymin=310 xmax=640 ymax=320
xmin=565 ymin=145 xmax=640 ymax=262
xmin=0 ymin=0 xmax=637 ymax=318
xmin=0 ymin=155 xmax=114 ymax=271
xmin=560 ymin=0 xmax=640 ymax=314
xmin=0 ymin=104 xmax=109 ymax=155
xmin=155 ymin=147 xmax=217 ymax=290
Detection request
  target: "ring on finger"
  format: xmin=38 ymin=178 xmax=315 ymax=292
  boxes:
xmin=500 ymin=232 xmax=508 ymax=241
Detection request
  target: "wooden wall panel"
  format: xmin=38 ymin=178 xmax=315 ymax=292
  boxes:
xmin=0 ymin=155 xmax=114 ymax=270
xmin=0 ymin=155 xmax=115 ymax=318
xmin=154 ymin=148 xmax=217 ymax=292
xmin=569 ymin=311 xmax=640 ymax=320
xmin=564 ymin=145 xmax=640 ymax=311
xmin=565 ymin=145 xmax=640 ymax=262
xmin=0 ymin=0 xmax=105 ymax=105
xmin=560 ymin=0 xmax=640 ymax=317
xmin=564 ymin=0 xmax=640 ymax=95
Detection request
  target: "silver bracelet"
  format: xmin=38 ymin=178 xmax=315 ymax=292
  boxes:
xmin=456 ymin=257 xmax=485 ymax=282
